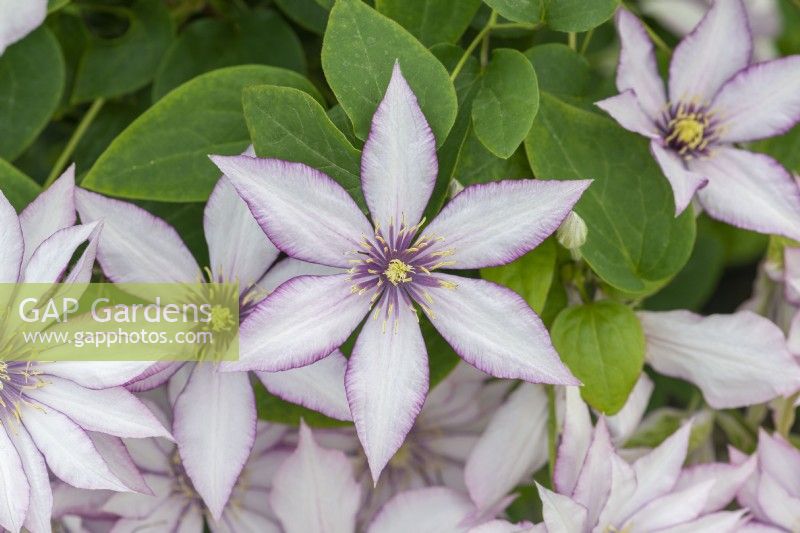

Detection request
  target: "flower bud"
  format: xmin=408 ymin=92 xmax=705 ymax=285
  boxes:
xmin=557 ymin=211 xmax=587 ymax=250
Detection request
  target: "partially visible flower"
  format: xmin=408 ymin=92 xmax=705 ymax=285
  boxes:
xmin=315 ymin=364 xmax=549 ymax=525
xmin=638 ymin=309 xmax=800 ymax=408
xmin=0 ymin=0 xmax=46 ymax=55
xmin=76 ymin=161 xmax=352 ymax=520
xmin=98 ymin=408 xmax=294 ymax=532
xmin=640 ymin=0 xmax=781 ymax=60
xmin=532 ymin=390 xmax=752 ymax=532
xmin=0 ymin=168 xmax=171 ymax=533
xmin=730 ymin=429 xmax=800 ymax=531
xmin=212 ymin=62 xmax=591 ymax=482
xmin=597 ymin=1 xmax=800 ymax=240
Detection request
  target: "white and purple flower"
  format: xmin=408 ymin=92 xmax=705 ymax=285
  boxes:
xmin=211 ymin=62 xmax=591 ymax=482
xmin=75 ymin=164 xmax=353 ymax=521
xmin=598 ymin=0 xmax=800 ymax=240
xmin=0 ymin=169 xmax=171 ymax=533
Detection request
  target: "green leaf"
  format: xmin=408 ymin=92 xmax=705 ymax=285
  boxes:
xmin=644 ymin=219 xmax=725 ymax=311
xmin=472 ymin=48 xmax=539 ymax=158
xmin=322 ymin=0 xmax=457 ymax=145
xmin=526 ymin=93 xmax=695 ymax=296
xmin=152 ymin=9 xmax=305 ymax=102
xmin=454 ymin=129 xmax=531 ymax=185
xmin=483 ymin=0 xmax=543 ymax=23
xmin=72 ymin=0 xmax=173 ymax=103
xmin=545 ymin=0 xmax=619 ymax=32
xmin=524 ymin=43 xmax=589 ymax=96
xmin=0 ymin=27 xmax=65 ymax=161
xmin=481 ymin=238 xmax=556 ymax=314
xmin=375 ymin=0 xmax=482 ymax=47
xmin=0 ymin=159 xmax=40 ymax=211
xmin=551 ymin=300 xmax=645 ymax=414
xmin=243 ymin=85 xmax=364 ymax=208
xmin=82 ymin=65 xmax=322 ymax=202
xmin=274 ymin=0 xmax=330 ymax=34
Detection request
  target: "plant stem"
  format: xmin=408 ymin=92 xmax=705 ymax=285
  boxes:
xmin=580 ymin=28 xmax=595 ymax=55
xmin=568 ymin=32 xmax=577 ymax=50
xmin=45 ymin=98 xmax=106 ymax=188
xmin=777 ymin=392 xmax=800 ymax=437
xmin=546 ymin=384 xmax=558 ymax=485
xmin=642 ymin=20 xmax=672 ymax=55
xmin=450 ymin=10 xmax=498 ymax=82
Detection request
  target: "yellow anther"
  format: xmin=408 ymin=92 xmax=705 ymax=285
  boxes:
xmin=208 ymin=305 xmax=236 ymax=333
xmin=384 ymin=259 xmax=414 ymax=285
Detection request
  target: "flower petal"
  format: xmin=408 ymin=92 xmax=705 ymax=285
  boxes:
xmin=271 ymin=423 xmax=361 ymax=533
xmin=0 ymin=190 xmax=22 ymax=283
xmin=554 ymin=387 xmax=593 ymax=495
xmin=465 ymin=384 xmax=548 ymax=513
xmin=757 ymin=429 xmax=800 ymax=495
xmin=674 ymin=459 xmax=756 ymax=513
xmin=423 ymin=179 xmax=591 ymax=269
xmin=426 ymin=274 xmax=578 ymax=384
xmin=638 ymin=309 xmax=800 ymax=408
xmin=6 ymin=426 xmax=50 ymax=533
xmin=596 ymin=91 xmax=661 ymax=138
xmin=571 ymin=418 xmax=613 ymax=526
xmin=23 ymin=221 xmax=100 ymax=283
xmin=224 ymin=274 xmax=370 ymax=372
xmin=256 ymin=350 xmax=351 ymax=421
xmin=361 ymin=61 xmax=437 ymax=227
xmin=21 ymin=406 xmax=129 ymax=491
xmin=346 ymin=300 xmax=428 ymax=483
xmin=76 ymin=189 xmax=201 ymax=283
xmin=653 ymin=511 xmax=747 ymax=533
xmin=650 ymin=141 xmax=708 ymax=215
xmin=205 ymin=175 xmax=279 ymax=287
xmin=0 ymin=0 xmax=47 ymax=54
xmin=614 ymin=9 xmax=667 ymax=119
xmin=38 ymin=361 xmax=157 ymax=389
xmin=757 ymin=473 xmax=800 ymax=531
xmin=690 ymin=148 xmax=800 ymax=240
xmin=618 ymin=422 xmax=692 ymax=518
xmin=88 ymin=433 xmax=151 ymax=495
xmin=625 ymin=480 xmax=714 ymax=531
xmin=25 ymin=377 xmax=171 ymax=440
xmin=536 ymin=484 xmax=588 ymax=533
xmin=173 ymin=365 xmax=256 ymax=520
xmin=255 ymin=257 xmax=343 ymax=295
xmin=668 ymin=0 xmax=752 ymax=103
xmin=0 ymin=428 xmax=29 ymax=533
xmin=606 ymin=373 xmax=654 ymax=445
xmin=712 ymin=56 xmax=800 ymax=143
xmin=19 ymin=164 xmax=76 ymax=267
xmin=210 ymin=154 xmax=373 ymax=268
xmin=367 ymin=487 xmax=474 ymax=533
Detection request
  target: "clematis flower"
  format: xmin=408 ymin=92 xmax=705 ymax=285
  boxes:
xmin=597 ymin=1 xmax=800 ymax=240
xmin=97 ymin=403 xmax=297 ymax=532
xmin=637 ymin=309 xmax=800 ymax=408
xmin=211 ymin=62 xmax=591 ymax=482
xmin=0 ymin=0 xmax=46 ymax=55
xmin=0 ymin=168 xmax=171 ymax=533
xmin=75 ymin=164 xmax=352 ymax=520
xmin=528 ymin=389 xmax=752 ymax=532
xmin=639 ymin=0 xmax=781 ymax=60
xmin=313 ymin=363 xmax=549 ymax=525
xmin=730 ymin=429 xmax=800 ymax=532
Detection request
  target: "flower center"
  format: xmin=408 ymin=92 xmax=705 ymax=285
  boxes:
xmin=0 ymin=361 xmax=46 ymax=422
xmin=669 ymin=117 xmax=705 ymax=148
xmin=208 ymin=305 xmax=236 ymax=333
xmin=660 ymin=103 xmax=716 ymax=158
xmin=384 ymin=259 xmax=414 ymax=286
